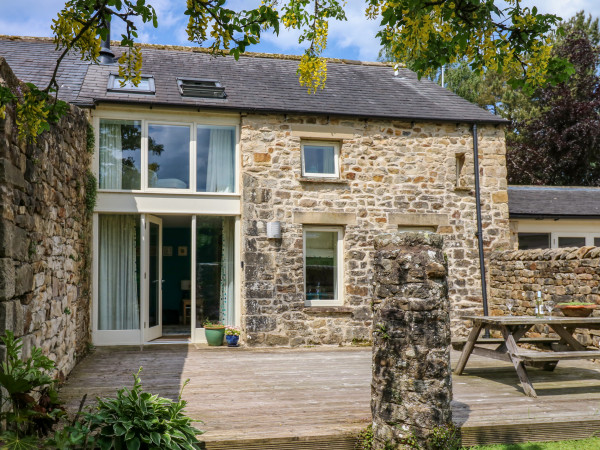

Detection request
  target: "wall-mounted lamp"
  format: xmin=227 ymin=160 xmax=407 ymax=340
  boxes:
xmin=267 ymin=221 xmax=282 ymax=239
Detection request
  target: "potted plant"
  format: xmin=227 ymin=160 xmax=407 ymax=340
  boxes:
xmin=203 ymin=319 xmax=225 ymax=346
xmin=225 ymin=326 xmax=240 ymax=347
xmin=556 ymin=302 xmax=597 ymax=317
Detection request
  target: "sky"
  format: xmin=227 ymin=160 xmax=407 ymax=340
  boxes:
xmin=1 ymin=1 xmax=600 ymax=62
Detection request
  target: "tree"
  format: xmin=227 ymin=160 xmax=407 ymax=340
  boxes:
xmin=555 ymin=10 xmax=600 ymax=47
xmin=506 ymin=31 xmax=600 ymax=185
xmin=432 ymin=11 xmax=599 ymax=144
xmin=0 ymin=1 xmax=575 ymax=140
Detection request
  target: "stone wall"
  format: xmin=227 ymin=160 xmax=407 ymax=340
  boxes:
xmin=490 ymin=247 xmax=600 ymax=346
xmin=0 ymin=58 xmax=91 ymax=378
xmin=371 ymin=232 xmax=453 ymax=448
xmin=240 ymin=113 xmax=510 ymax=346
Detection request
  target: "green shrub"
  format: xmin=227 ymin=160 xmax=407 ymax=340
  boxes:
xmin=355 ymin=424 xmax=373 ymax=450
xmin=0 ymin=331 xmax=65 ymax=448
xmin=87 ymin=368 xmax=203 ymax=450
xmin=427 ymin=423 xmax=461 ymax=450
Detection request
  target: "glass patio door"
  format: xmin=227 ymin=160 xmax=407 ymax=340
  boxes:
xmin=144 ymin=215 xmax=163 ymax=341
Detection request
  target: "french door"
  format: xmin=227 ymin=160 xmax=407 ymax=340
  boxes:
xmin=144 ymin=215 xmax=163 ymax=341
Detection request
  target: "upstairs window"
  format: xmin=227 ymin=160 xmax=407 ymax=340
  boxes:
xmin=97 ymin=117 xmax=237 ymax=194
xmin=147 ymin=124 xmax=191 ymax=189
xmin=301 ymin=141 xmax=340 ymax=178
xmin=107 ymin=74 xmax=155 ymax=94
xmin=99 ymin=119 xmax=142 ymax=190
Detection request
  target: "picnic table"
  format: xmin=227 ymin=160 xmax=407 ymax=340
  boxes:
xmin=455 ymin=315 xmax=600 ymax=397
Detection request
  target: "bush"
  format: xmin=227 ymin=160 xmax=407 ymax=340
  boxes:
xmin=0 ymin=330 xmax=65 ymax=449
xmin=0 ymin=332 xmax=203 ymax=449
xmin=87 ymin=368 xmax=203 ymax=450
xmin=355 ymin=424 xmax=373 ymax=449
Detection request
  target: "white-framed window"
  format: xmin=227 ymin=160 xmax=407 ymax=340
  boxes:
xmin=552 ymin=232 xmax=600 ymax=248
xmin=303 ymin=226 xmax=344 ymax=306
xmin=518 ymin=233 xmax=550 ymax=250
xmin=517 ymin=232 xmax=600 ymax=249
xmin=107 ymin=73 xmax=155 ymax=94
xmin=301 ymin=140 xmax=340 ymax=178
xmin=97 ymin=116 xmax=238 ymax=195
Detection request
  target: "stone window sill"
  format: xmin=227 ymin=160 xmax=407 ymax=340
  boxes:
xmin=303 ymin=306 xmax=354 ymax=315
xmin=299 ymin=177 xmax=349 ymax=185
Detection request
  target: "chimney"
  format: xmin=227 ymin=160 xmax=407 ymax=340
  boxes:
xmin=99 ymin=19 xmax=115 ymax=64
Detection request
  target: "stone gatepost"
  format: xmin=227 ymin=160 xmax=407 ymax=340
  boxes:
xmin=371 ymin=232 xmax=453 ymax=449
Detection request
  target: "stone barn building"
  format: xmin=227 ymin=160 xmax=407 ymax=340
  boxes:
xmin=0 ymin=35 xmax=509 ymax=358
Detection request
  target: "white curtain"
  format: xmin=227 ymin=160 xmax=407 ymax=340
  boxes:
xmin=99 ymin=121 xmax=123 ymax=189
xmin=322 ymin=147 xmax=335 ymax=174
xmin=99 ymin=215 xmax=139 ymax=330
xmin=206 ymin=129 xmax=234 ymax=193
xmin=219 ymin=218 xmax=235 ymax=326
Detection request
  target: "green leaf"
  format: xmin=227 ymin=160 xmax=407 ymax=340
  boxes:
xmin=150 ymin=431 xmax=161 ymax=445
xmin=113 ymin=422 xmax=127 ymax=436
xmin=126 ymin=436 xmax=141 ymax=450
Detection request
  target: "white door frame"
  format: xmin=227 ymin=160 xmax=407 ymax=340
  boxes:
xmin=190 ymin=215 xmax=241 ymax=343
xmin=144 ymin=215 xmax=163 ymax=342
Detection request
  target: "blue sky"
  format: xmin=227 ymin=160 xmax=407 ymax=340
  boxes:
xmin=1 ymin=1 xmax=600 ymax=61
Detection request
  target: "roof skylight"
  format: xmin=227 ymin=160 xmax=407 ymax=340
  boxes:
xmin=177 ymin=78 xmax=226 ymax=99
xmin=107 ymin=73 xmax=155 ymax=94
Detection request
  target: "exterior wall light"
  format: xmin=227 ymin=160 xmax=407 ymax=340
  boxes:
xmin=267 ymin=221 xmax=282 ymax=239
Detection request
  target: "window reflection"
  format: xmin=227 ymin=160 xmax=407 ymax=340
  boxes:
xmin=148 ymin=124 xmax=190 ymax=189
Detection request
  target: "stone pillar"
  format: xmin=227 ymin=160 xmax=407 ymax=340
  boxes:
xmin=371 ymin=232 xmax=453 ymax=449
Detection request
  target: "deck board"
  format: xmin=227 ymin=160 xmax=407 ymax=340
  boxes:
xmin=58 ymin=344 xmax=600 ymax=446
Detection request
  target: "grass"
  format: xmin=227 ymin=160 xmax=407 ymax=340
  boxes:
xmin=469 ymin=437 xmax=600 ymax=449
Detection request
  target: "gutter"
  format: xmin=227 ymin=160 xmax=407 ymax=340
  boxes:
xmin=472 ymin=124 xmax=489 ymax=322
xmin=509 ymin=214 xmax=600 ymax=220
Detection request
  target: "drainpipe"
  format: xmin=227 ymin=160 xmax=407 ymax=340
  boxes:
xmin=472 ymin=124 xmax=489 ymax=324
xmin=99 ymin=19 xmax=115 ymax=64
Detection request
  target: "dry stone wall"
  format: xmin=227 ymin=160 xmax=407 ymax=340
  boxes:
xmin=490 ymin=247 xmax=600 ymax=346
xmin=240 ymin=113 xmax=510 ymax=346
xmin=371 ymin=232 xmax=453 ymax=448
xmin=0 ymin=59 xmax=91 ymax=378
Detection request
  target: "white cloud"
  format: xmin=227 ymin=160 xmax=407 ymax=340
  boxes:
xmin=326 ymin=5 xmax=382 ymax=61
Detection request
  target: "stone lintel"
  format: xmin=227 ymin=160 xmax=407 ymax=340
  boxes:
xmin=303 ymin=306 xmax=353 ymax=314
xmin=291 ymin=124 xmax=355 ymax=140
xmin=293 ymin=211 xmax=356 ymax=225
xmin=388 ymin=213 xmax=449 ymax=227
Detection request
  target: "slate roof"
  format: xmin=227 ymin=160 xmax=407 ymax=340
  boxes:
xmin=508 ymin=185 xmax=600 ymax=218
xmin=0 ymin=36 xmax=507 ymax=124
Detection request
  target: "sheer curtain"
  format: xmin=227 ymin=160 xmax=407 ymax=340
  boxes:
xmin=206 ymin=129 xmax=234 ymax=193
xmin=98 ymin=215 xmax=139 ymax=330
xmin=99 ymin=121 xmax=123 ymax=189
xmin=219 ymin=218 xmax=235 ymax=326
xmin=322 ymin=147 xmax=335 ymax=174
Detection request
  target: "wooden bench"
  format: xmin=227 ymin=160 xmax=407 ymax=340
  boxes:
xmin=517 ymin=350 xmax=600 ymax=362
xmin=452 ymin=337 xmax=560 ymax=351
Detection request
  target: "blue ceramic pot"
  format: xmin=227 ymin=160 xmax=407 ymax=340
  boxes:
xmin=226 ymin=335 xmax=239 ymax=347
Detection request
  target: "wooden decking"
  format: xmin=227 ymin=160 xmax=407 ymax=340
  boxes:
xmin=58 ymin=344 xmax=600 ymax=447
